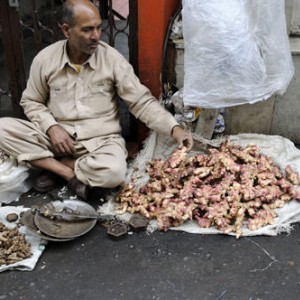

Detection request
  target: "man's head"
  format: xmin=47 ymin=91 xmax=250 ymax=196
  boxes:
xmin=60 ymin=0 xmax=102 ymax=63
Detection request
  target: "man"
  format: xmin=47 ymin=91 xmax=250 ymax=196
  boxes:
xmin=0 ymin=0 xmax=193 ymax=201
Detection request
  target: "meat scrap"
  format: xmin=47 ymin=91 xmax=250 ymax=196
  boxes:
xmin=0 ymin=222 xmax=32 ymax=266
xmin=117 ymin=140 xmax=300 ymax=238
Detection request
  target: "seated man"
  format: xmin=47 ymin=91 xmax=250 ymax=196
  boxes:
xmin=0 ymin=0 xmax=193 ymax=200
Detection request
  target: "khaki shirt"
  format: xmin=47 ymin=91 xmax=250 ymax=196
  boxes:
xmin=20 ymin=40 xmax=178 ymax=152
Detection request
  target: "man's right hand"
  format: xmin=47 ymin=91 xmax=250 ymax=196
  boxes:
xmin=47 ymin=125 xmax=75 ymax=156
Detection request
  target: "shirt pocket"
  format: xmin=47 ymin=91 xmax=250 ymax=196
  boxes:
xmin=88 ymin=81 xmax=115 ymax=113
xmin=49 ymin=86 xmax=71 ymax=119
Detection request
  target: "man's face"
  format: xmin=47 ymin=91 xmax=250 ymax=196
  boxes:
xmin=64 ymin=5 xmax=102 ymax=59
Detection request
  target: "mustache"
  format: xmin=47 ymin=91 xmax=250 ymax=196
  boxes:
xmin=89 ymin=40 xmax=99 ymax=45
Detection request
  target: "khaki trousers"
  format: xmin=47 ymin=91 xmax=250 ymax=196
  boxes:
xmin=0 ymin=117 xmax=127 ymax=188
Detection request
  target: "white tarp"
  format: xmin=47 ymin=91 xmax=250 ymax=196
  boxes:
xmin=0 ymin=206 xmax=46 ymax=272
xmin=100 ymin=133 xmax=300 ymax=237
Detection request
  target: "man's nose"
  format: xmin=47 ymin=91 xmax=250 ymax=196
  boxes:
xmin=91 ymin=28 xmax=101 ymax=40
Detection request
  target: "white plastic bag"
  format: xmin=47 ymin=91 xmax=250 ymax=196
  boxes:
xmin=0 ymin=156 xmax=32 ymax=204
xmin=182 ymin=0 xmax=294 ymax=108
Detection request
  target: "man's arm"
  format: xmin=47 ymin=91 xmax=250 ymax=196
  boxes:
xmin=113 ymin=54 xmax=193 ymax=150
xmin=20 ymin=54 xmax=75 ymax=156
xmin=20 ymin=56 xmax=58 ymax=134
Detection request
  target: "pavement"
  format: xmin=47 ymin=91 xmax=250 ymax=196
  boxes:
xmin=1 ymin=173 xmax=300 ymax=300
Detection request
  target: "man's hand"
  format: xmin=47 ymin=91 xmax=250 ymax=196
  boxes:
xmin=47 ymin=125 xmax=75 ymax=156
xmin=171 ymin=125 xmax=193 ymax=151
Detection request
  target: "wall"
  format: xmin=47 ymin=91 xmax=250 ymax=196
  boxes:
xmin=137 ymin=0 xmax=181 ymax=140
xmin=271 ymin=46 xmax=300 ymax=142
xmin=223 ymin=1 xmax=300 ymax=144
xmin=223 ymin=39 xmax=300 ymax=144
xmin=138 ymin=0 xmax=180 ymax=97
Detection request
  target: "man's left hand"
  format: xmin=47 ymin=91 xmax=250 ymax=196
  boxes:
xmin=171 ymin=125 xmax=193 ymax=151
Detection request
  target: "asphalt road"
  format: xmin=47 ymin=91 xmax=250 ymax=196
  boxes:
xmin=1 ymin=187 xmax=300 ymax=300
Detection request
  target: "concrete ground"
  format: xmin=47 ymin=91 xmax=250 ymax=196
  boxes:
xmin=1 ymin=178 xmax=300 ymax=300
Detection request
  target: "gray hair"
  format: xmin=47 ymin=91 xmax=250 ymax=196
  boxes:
xmin=58 ymin=1 xmax=75 ymax=26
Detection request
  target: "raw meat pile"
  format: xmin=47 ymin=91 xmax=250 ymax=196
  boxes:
xmin=117 ymin=140 xmax=300 ymax=238
xmin=0 ymin=222 xmax=32 ymax=265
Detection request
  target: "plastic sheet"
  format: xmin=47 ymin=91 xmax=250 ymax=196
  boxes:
xmin=182 ymin=0 xmax=294 ymax=108
xmin=99 ymin=132 xmax=300 ymax=237
xmin=0 ymin=154 xmax=32 ymax=204
xmin=0 ymin=206 xmax=46 ymax=272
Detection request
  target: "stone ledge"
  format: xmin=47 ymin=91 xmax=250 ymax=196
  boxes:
xmin=289 ymin=36 xmax=300 ymax=55
xmin=173 ymin=37 xmax=300 ymax=56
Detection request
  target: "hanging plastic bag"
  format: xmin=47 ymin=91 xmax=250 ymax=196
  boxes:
xmin=182 ymin=0 xmax=294 ymax=108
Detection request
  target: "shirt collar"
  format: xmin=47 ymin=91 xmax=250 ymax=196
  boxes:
xmin=61 ymin=40 xmax=97 ymax=70
xmin=87 ymin=51 xmax=97 ymax=70
xmin=61 ymin=40 xmax=69 ymax=69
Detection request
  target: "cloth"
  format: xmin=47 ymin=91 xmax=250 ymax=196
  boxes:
xmin=20 ymin=40 xmax=178 ymax=152
xmin=0 ymin=118 xmax=127 ymax=187
xmin=100 ymin=133 xmax=300 ymax=237
xmin=0 ymin=152 xmax=32 ymax=204
xmin=0 ymin=206 xmax=46 ymax=272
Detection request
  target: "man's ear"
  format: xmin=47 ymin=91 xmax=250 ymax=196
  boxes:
xmin=61 ymin=23 xmax=70 ymax=38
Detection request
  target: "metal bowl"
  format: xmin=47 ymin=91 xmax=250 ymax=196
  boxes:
xmin=33 ymin=199 xmax=98 ymax=239
xmin=22 ymin=209 xmax=75 ymax=242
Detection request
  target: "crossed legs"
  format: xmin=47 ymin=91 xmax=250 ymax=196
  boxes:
xmin=0 ymin=117 xmax=128 ymax=196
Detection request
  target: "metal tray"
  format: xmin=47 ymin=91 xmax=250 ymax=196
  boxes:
xmin=33 ymin=200 xmax=97 ymax=239
xmin=22 ymin=209 xmax=75 ymax=242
